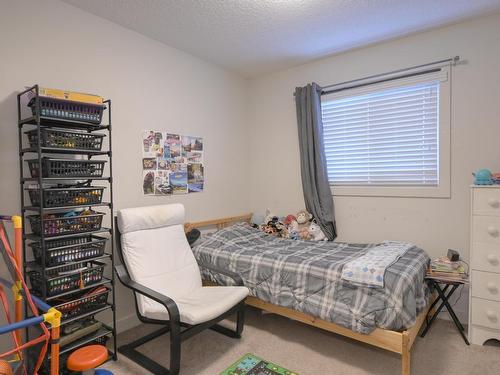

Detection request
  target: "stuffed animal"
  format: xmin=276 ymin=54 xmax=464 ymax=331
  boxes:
xmin=262 ymin=224 xmax=278 ymax=236
xmin=288 ymin=230 xmax=300 ymax=240
xmin=308 ymin=222 xmax=328 ymax=241
xmin=283 ymin=214 xmax=296 ymax=226
xmin=260 ymin=210 xmax=288 ymax=238
xmin=295 ymin=209 xmax=313 ymax=240
xmin=262 ymin=209 xmax=276 ymax=226
xmin=296 ymin=209 xmax=312 ymax=226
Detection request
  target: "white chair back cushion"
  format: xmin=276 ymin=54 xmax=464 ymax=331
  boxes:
xmin=117 ymin=204 xmax=202 ymax=317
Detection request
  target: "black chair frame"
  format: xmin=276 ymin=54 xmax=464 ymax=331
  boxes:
xmin=114 ymin=218 xmax=246 ymax=374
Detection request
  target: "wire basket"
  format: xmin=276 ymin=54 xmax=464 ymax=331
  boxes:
xmin=40 ymin=333 xmax=110 ymax=375
xmin=25 ymin=128 xmax=105 ymax=151
xmin=30 ymin=235 xmax=107 ymax=267
xmin=27 ymin=184 xmax=105 ymax=208
xmin=29 ymin=261 xmax=105 ymax=297
xmin=27 ymin=158 xmax=106 ymax=178
xmin=28 ymin=96 xmax=105 ymax=125
xmin=27 ymin=211 xmax=104 ymax=237
xmin=52 ymin=286 xmax=110 ymax=321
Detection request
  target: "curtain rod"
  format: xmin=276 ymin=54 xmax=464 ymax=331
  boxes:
xmin=320 ymin=56 xmax=460 ymax=96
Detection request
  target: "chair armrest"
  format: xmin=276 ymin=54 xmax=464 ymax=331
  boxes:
xmin=198 ymin=263 xmax=244 ymax=286
xmin=114 ymin=265 xmax=180 ymax=322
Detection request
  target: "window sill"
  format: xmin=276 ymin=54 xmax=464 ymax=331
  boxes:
xmin=330 ymin=185 xmax=451 ymax=198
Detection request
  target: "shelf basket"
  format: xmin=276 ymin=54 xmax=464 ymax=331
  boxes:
xmin=26 ymin=129 xmax=105 ymax=151
xmin=29 ymin=261 xmax=105 ymax=297
xmin=27 ymin=211 xmax=104 ymax=238
xmin=28 ymin=96 xmax=105 ymax=125
xmin=52 ymin=286 xmax=110 ymax=321
xmin=28 ymin=185 xmax=105 ymax=208
xmin=27 ymin=158 xmax=106 ymax=178
xmin=30 ymin=235 xmax=107 ymax=267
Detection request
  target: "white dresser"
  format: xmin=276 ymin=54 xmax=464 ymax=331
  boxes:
xmin=469 ymin=185 xmax=500 ymax=345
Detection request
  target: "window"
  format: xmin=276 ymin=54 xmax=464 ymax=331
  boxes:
xmin=321 ymin=66 xmax=450 ymax=198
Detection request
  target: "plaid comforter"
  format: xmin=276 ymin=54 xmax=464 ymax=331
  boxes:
xmin=192 ymin=223 xmax=430 ymax=334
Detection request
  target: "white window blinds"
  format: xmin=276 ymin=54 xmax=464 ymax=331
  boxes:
xmin=321 ymin=77 xmax=442 ymax=186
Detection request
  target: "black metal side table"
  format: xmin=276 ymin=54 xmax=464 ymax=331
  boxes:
xmin=420 ymin=277 xmax=470 ymax=345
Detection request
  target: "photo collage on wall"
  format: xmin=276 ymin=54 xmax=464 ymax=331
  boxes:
xmin=142 ymin=130 xmax=204 ymax=195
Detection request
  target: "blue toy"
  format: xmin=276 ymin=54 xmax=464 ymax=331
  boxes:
xmin=473 ymin=169 xmax=493 ymax=185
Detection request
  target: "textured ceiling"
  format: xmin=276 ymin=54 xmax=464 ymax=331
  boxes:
xmin=61 ymin=0 xmax=500 ymax=77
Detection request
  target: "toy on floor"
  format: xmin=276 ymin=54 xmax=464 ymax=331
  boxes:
xmin=67 ymin=344 xmax=112 ymax=374
xmin=221 ymin=353 xmax=298 ymax=375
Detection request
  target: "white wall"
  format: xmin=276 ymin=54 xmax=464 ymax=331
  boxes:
xmin=0 ymin=0 xmax=250 ymax=334
xmin=248 ymin=12 xmax=500 ymax=321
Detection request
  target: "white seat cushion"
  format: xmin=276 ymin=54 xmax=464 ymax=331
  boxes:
xmin=117 ymin=204 xmax=249 ymax=325
xmin=143 ymin=286 xmax=249 ymax=324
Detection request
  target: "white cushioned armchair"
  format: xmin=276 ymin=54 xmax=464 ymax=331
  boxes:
xmin=115 ymin=204 xmax=249 ymax=374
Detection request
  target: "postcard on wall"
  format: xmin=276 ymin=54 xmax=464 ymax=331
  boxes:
xmin=142 ymin=130 xmax=204 ymax=196
xmin=188 ymin=163 xmax=204 ymax=193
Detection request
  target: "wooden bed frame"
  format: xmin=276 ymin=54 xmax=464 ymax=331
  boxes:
xmin=185 ymin=214 xmax=430 ymax=375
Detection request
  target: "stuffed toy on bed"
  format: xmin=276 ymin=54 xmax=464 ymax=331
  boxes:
xmin=287 ymin=209 xmax=312 ymax=240
xmin=308 ymin=222 xmax=328 ymax=241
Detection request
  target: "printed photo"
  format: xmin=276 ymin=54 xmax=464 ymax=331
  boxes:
xmin=170 ymin=143 xmax=181 ymax=158
xmin=166 ymin=133 xmax=181 ymax=145
xmin=163 ymin=143 xmax=171 ymax=159
xmin=145 ymin=132 xmax=163 ymax=157
xmin=142 ymin=170 xmax=155 ymax=195
xmin=191 ymin=137 xmax=203 ymax=151
xmin=181 ymin=135 xmax=203 ymax=153
xmin=142 ymin=158 xmax=157 ymax=170
xmin=181 ymin=135 xmax=191 ymax=156
xmin=169 ymin=171 xmax=188 ymax=195
xmin=154 ymin=171 xmax=172 ymax=195
xmin=157 ymin=159 xmax=169 ymax=170
xmin=142 ymin=130 xmax=156 ymax=158
xmin=188 ymin=163 xmax=204 ymax=193
xmin=187 ymin=151 xmax=203 ymax=164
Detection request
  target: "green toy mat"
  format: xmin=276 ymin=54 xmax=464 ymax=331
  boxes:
xmin=220 ymin=353 xmax=298 ymax=375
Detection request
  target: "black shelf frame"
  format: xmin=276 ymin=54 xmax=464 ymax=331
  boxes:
xmin=17 ymin=84 xmax=117 ymax=371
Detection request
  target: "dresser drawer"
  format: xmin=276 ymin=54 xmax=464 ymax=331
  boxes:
xmin=472 ymin=270 xmax=500 ymax=302
xmin=473 ymin=188 xmax=500 ymax=216
xmin=471 ymin=297 xmax=500 ymax=330
xmin=472 ymin=216 xmax=500 ymax=244
xmin=471 ymin=243 xmax=500 ymax=273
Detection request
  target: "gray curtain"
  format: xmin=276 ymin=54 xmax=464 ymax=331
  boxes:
xmin=294 ymin=83 xmax=337 ymax=240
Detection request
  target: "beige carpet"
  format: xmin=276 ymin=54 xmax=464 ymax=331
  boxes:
xmin=103 ymin=307 xmax=499 ymax=375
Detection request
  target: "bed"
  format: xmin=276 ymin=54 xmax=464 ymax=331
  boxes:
xmin=185 ymin=214 xmax=432 ymax=375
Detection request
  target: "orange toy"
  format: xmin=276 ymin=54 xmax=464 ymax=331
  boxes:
xmin=0 ymin=360 xmax=13 ymax=375
xmin=67 ymin=345 xmax=108 ymax=374
xmin=0 ymin=215 xmax=60 ymax=375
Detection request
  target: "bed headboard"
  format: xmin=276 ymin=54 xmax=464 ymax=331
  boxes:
xmin=184 ymin=213 xmax=253 ymax=233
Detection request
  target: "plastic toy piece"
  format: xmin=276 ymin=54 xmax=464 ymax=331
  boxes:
xmin=473 ymin=169 xmax=493 ymax=185
xmin=67 ymin=344 xmax=109 ymax=374
xmin=0 ymin=360 xmax=13 ymax=375
xmin=0 ymin=215 xmax=60 ymax=375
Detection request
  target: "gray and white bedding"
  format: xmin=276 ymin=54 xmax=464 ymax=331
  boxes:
xmin=192 ymin=222 xmax=430 ymax=334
